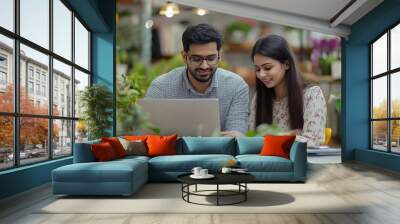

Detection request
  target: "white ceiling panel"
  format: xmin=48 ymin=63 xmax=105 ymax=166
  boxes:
xmin=171 ymin=0 xmax=384 ymax=38
xmin=224 ymin=0 xmax=352 ymax=21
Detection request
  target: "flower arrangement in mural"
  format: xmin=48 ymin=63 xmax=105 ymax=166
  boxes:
xmin=311 ymin=38 xmax=341 ymax=76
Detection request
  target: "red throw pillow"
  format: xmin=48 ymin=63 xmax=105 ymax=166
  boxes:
xmin=146 ymin=135 xmax=177 ymax=157
xmin=101 ymin=137 xmax=126 ymax=158
xmin=91 ymin=142 xmax=117 ymax=161
xmin=260 ymin=135 xmax=296 ymax=159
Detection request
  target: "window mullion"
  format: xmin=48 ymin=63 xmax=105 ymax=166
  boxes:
xmin=370 ymin=45 xmax=373 ymax=149
xmin=49 ymin=0 xmax=54 ymax=160
xmin=13 ymin=0 xmax=20 ymax=167
xmin=71 ymin=11 xmax=76 ymax=154
xmin=388 ymin=29 xmax=391 ymax=152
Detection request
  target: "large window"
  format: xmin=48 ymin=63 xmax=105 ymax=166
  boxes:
xmin=0 ymin=0 xmax=91 ymax=171
xmin=370 ymin=23 xmax=400 ymax=154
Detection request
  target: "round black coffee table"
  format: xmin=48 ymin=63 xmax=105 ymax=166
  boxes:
xmin=177 ymin=173 xmax=255 ymax=206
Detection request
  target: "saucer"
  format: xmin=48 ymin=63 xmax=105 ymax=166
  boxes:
xmin=190 ymin=174 xmax=215 ymax=179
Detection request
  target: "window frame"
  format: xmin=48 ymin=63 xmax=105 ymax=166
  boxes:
xmin=370 ymin=20 xmax=400 ymax=154
xmin=0 ymin=0 xmax=92 ymax=171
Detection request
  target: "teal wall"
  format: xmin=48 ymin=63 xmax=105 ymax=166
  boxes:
xmin=91 ymin=0 xmax=116 ymax=136
xmin=343 ymin=0 xmax=400 ymax=171
xmin=0 ymin=158 xmax=72 ymax=199
xmin=0 ymin=0 xmax=116 ymax=200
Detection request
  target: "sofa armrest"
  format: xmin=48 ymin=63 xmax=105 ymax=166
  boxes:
xmin=73 ymin=140 xmax=100 ymax=163
xmin=289 ymin=141 xmax=307 ymax=181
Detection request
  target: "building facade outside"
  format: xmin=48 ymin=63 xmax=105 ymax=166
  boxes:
xmin=0 ymin=41 xmax=78 ymax=168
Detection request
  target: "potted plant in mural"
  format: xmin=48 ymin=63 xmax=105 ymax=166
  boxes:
xmin=226 ymin=21 xmax=253 ymax=44
xmin=116 ymin=59 xmax=169 ymax=135
xmin=311 ymin=38 xmax=341 ymax=76
xmin=116 ymin=54 xmax=185 ymax=135
xmin=329 ymin=93 xmax=342 ymax=140
xmin=116 ymin=70 xmax=160 ymax=136
xmin=79 ymin=84 xmax=113 ymax=140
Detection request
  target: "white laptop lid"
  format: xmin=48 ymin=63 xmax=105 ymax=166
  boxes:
xmin=137 ymin=98 xmax=220 ymax=137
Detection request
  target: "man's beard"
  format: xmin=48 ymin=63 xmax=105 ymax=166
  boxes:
xmin=187 ymin=67 xmax=217 ymax=83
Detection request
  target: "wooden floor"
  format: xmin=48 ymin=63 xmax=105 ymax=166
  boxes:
xmin=1 ymin=160 xmax=400 ymax=224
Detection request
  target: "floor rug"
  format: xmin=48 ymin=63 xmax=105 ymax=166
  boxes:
xmin=38 ymin=183 xmax=362 ymax=214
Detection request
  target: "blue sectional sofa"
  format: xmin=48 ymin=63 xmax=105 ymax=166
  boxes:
xmin=52 ymin=137 xmax=307 ymax=196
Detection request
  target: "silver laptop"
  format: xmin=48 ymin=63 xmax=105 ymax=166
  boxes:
xmin=137 ymin=98 xmax=220 ymax=136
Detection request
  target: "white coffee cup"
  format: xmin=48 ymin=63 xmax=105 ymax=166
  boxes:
xmin=199 ymin=169 xmax=208 ymax=176
xmin=221 ymin=167 xmax=232 ymax=174
xmin=191 ymin=167 xmax=202 ymax=176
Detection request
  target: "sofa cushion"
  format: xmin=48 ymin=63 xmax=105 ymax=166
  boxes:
xmin=73 ymin=139 xmax=100 ymax=163
xmin=148 ymin=154 xmax=235 ymax=172
xmin=236 ymin=155 xmax=293 ymax=172
xmin=180 ymin=137 xmax=235 ymax=155
xmin=236 ymin=137 xmax=263 ymax=155
xmin=115 ymin=155 xmax=150 ymax=163
xmin=53 ymin=158 xmax=147 ymax=183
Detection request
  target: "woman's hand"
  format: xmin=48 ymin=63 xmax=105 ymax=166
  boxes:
xmin=220 ymin=131 xmax=244 ymax=137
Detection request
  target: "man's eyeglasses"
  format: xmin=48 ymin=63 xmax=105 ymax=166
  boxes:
xmin=188 ymin=54 xmax=219 ymax=66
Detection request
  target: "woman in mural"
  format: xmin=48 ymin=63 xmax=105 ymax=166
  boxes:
xmin=223 ymin=35 xmax=327 ymax=147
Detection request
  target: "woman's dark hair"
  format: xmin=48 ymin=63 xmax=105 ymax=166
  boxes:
xmin=182 ymin=24 xmax=223 ymax=52
xmin=251 ymin=35 xmax=304 ymax=129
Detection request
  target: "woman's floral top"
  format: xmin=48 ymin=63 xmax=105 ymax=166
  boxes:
xmin=249 ymin=86 xmax=327 ymax=147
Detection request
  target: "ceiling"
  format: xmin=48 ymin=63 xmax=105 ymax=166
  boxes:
xmin=170 ymin=0 xmax=384 ymax=37
xmin=226 ymin=0 xmax=353 ymax=22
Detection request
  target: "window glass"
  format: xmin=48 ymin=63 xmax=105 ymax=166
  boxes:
xmin=53 ymin=0 xmax=72 ymax=60
xmin=20 ymin=0 xmax=49 ymax=49
xmin=372 ymin=77 xmax=387 ymax=119
xmin=53 ymin=59 xmax=72 ymax=117
xmin=20 ymin=117 xmax=49 ymax=165
xmin=74 ymin=69 xmax=89 ymax=118
xmin=391 ymin=24 xmax=400 ymax=70
xmin=53 ymin=119 xmax=72 ymax=157
xmin=0 ymin=35 xmax=14 ymax=113
xmin=0 ymin=0 xmax=14 ymax=31
xmin=74 ymin=18 xmax=89 ymax=70
xmin=0 ymin=116 xmax=13 ymax=170
xmin=391 ymin=72 xmax=400 ymax=118
xmin=75 ymin=120 xmax=88 ymax=143
xmin=20 ymin=44 xmax=49 ymax=115
xmin=391 ymin=120 xmax=400 ymax=153
xmin=372 ymin=121 xmax=388 ymax=151
xmin=372 ymin=34 xmax=387 ymax=76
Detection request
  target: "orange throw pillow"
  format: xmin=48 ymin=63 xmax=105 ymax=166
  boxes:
xmin=101 ymin=137 xmax=126 ymax=158
xmin=260 ymin=135 xmax=296 ymax=159
xmin=91 ymin=142 xmax=117 ymax=161
xmin=146 ymin=135 xmax=177 ymax=157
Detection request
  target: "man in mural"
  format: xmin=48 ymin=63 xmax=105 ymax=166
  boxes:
xmin=145 ymin=23 xmax=249 ymax=134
